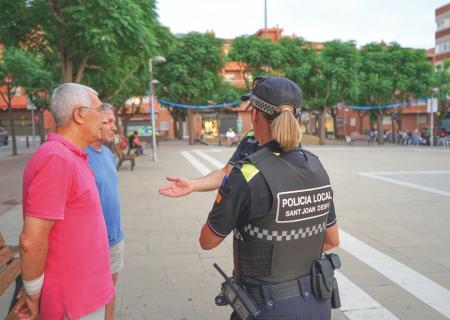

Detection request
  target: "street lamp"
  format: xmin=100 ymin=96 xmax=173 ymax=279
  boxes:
xmin=149 ymin=56 xmax=166 ymax=162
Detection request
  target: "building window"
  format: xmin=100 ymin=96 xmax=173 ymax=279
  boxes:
xmin=224 ymin=74 xmax=236 ymax=82
xmin=437 ymin=19 xmax=445 ymax=31
xmin=160 ymin=121 xmax=169 ymax=130
xmin=418 ymin=116 xmax=427 ymax=125
xmin=435 ymin=37 xmax=450 ymax=54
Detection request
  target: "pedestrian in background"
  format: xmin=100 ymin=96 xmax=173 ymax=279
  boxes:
xmin=86 ymin=103 xmax=124 ymax=320
xmin=16 ymin=83 xmax=115 ymax=320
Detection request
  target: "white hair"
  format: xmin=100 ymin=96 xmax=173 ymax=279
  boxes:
xmin=50 ymin=83 xmax=99 ymax=126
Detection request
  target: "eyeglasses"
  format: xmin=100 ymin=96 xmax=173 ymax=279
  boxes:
xmin=79 ymin=105 xmax=105 ymax=113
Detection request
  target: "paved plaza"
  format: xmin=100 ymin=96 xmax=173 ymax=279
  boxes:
xmin=1 ymin=141 xmax=450 ymax=319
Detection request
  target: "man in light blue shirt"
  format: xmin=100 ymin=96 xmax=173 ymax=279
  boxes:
xmin=86 ymin=104 xmax=124 ymax=320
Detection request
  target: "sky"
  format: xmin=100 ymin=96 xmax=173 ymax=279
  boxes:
xmin=157 ymin=0 xmax=449 ymax=49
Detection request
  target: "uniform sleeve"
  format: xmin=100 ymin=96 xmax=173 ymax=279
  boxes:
xmin=207 ymin=167 xmax=251 ymax=237
xmin=227 ymin=137 xmax=249 ymax=165
xmin=24 ymin=154 xmax=72 ymax=220
xmin=326 ymin=189 xmax=337 ymax=227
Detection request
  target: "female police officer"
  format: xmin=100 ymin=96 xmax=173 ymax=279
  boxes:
xmin=199 ymin=77 xmax=339 ymax=320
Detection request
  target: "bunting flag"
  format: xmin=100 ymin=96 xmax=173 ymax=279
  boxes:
xmin=348 ymin=97 xmax=428 ymax=111
xmin=158 ymin=98 xmax=240 ymax=109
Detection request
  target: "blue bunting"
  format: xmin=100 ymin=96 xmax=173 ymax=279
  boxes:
xmin=348 ymin=97 xmax=428 ymax=110
xmin=158 ymin=98 xmax=240 ymax=109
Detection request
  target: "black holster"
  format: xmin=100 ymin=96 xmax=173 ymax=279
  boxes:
xmin=311 ymin=253 xmax=341 ymax=309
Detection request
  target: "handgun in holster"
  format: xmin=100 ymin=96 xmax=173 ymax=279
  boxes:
xmin=311 ymin=253 xmax=341 ymax=309
xmin=213 ymin=263 xmax=260 ymax=320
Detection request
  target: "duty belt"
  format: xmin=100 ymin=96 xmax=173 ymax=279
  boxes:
xmin=245 ymin=274 xmax=312 ymax=307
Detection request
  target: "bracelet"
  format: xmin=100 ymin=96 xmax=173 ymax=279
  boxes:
xmin=23 ymin=273 xmax=44 ymax=296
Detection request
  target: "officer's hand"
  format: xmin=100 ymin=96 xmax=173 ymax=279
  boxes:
xmin=159 ymin=176 xmax=194 ymax=197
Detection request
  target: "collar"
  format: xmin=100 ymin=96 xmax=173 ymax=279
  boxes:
xmin=86 ymin=145 xmax=103 ymax=154
xmin=263 ymin=140 xmax=302 ymax=154
xmin=47 ymin=133 xmax=87 ymax=159
xmin=263 ymin=140 xmax=283 ymax=153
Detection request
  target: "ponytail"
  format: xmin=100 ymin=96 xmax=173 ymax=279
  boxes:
xmin=269 ymin=105 xmax=302 ymax=152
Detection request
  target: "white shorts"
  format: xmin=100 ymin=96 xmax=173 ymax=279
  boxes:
xmin=110 ymin=240 xmax=125 ymax=274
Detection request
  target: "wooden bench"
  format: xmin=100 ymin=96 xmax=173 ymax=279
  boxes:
xmin=0 ymin=232 xmax=21 ymax=320
xmin=347 ymin=132 xmax=373 ymax=146
xmin=114 ymin=144 xmax=135 ymax=171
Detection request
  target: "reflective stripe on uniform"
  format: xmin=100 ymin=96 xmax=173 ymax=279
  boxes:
xmin=240 ymin=163 xmax=259 ymax=182
xmin=240 ymin=153 xmax=280 ymax=182
xmin=243 ymin=221 xmax=327 ymax=241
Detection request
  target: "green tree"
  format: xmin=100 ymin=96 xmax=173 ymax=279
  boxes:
xmin=0 ymin=0 xmax=167 ymax=83
xmin=359 ymin=42 xmax=433 ymax=144
xmin=278 ymin=38 xmax=318 ymax=87
xmin=227 ymin=35 xmax=284 ymax=86
xmin=305 ymin=40 xmax=360 ymax=144
xmin=156 ymin=32 xmax=240 ymax=142
xmin=0 ymin=0 xmax=173 ymax=137
xmin=0 ymin=48 xmax=52 ymax=155
xmin=432 ymin=60 xmax=450 ymax=131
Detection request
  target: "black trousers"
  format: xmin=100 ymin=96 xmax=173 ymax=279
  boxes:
xmin=231 ymin=296 xmax=330 ymax=320
xmin=231 ymin=274 xmax=331 ymax=320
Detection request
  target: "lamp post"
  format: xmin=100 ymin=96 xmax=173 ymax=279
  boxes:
xmin=4 ymin=76 xmax=18 ymax=156
xmin=149 ymin=56 xmax=166 ymax=162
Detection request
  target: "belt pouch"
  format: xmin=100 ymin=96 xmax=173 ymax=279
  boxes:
xmin=311 ymin=258 xmax=334 ymax=300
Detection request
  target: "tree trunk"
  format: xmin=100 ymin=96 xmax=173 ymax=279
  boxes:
xmin=314 ymin=115 xmax=320 ymax=136
xmin=359 ymin=112 xmax=365 ymax=134
xmin=330 ymin=108 xmax=338 ymax=139
xmin=377 ymin=111 xmax=384 ymax=145
xmin=7 ymin=102 xmax=18 ymax=156
xmin=319 ymin=107 xmax=327 ymax=145
xmin=177 ymin=117 xmax=184 ymax=139
xmin=122 ymin=116 xmax=129 ymax=138
xmin=391 ymin=115 xmax=396 ymax=143
xmin=61 ymin=48 xmax=73 ymax=83
xmin=38 ymin=110 xmax=46 ymax=144
xmin=172 ymin=115 xmax=179 ymax=139
xmin=187 ymin=109 xmax=195 ymax=145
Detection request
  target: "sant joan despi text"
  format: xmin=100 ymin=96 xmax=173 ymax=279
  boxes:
xmin=282 ymin=191 xmax=332 ymax=217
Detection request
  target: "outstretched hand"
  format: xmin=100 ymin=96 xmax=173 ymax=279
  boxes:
xmin=159 ymin=176 xmax=194 ymax=197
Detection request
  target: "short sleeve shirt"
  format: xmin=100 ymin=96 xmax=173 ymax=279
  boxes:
xmin=22 ymin=133 xmax=115 ymax=319
xmin=208 ymin=141 xmax=337 ymax=237
xmin=227 ymin=130 xmax=261 ymax=166
xmin=86 ymin=145 xmax=124 ymax=245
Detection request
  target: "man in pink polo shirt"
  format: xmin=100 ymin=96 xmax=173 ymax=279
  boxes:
xmin=16 ymin=83 xmax=115 ymax=320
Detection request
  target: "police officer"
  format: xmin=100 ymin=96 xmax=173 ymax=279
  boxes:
xmin=199 ymin=77 xmax=340 ymax=320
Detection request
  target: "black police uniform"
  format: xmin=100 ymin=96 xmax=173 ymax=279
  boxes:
xmin=227 ymin=130 xmax=261 ymax=166
xmin=207 ymin=141 xmax=337 ymax=320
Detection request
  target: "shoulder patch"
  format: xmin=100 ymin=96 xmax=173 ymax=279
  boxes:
xmin=246 ymin=130 xmax=255 ymax=137
xmin=240 ymin=163 xmax=259 ymax=182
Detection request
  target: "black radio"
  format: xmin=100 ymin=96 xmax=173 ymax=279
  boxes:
xmin=213 ymin=263 xmax=260 ymax=320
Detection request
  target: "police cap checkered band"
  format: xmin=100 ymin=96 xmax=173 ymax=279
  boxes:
xmin=250 ymin=95 xmax=278 ymax=115
xmin=241 ymin=77 xmax=303 ymax=117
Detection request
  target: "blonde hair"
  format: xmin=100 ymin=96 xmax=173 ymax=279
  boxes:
xmin=269 ymin=105 xmax=302 ymax=152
